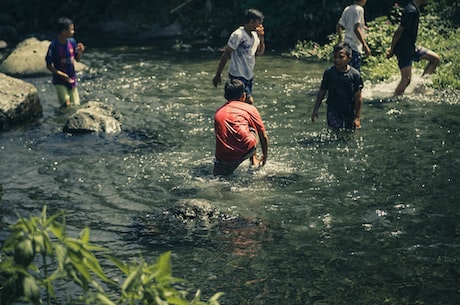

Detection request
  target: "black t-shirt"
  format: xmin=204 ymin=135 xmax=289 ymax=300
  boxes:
xmin=394 ymin=1 xmax=419 ymax=56
xmin=320 ymin=65 xmax=363 ymax=118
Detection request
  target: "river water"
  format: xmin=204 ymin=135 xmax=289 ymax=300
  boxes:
xmin=1 ymin=44 xmax=459 ymax=304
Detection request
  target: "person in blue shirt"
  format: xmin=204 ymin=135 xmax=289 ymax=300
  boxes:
xmin=46 ymin=17 xmax=85 ymax=107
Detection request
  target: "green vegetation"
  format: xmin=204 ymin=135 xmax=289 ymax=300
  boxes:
xmin=286 ymin=3 xmax=460 ymax=90
xmin=0 ymin=207 xmax=222 ymax=305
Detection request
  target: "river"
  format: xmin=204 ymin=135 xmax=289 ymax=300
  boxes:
xmin=1 ymin=44 xmax=459 ymax=305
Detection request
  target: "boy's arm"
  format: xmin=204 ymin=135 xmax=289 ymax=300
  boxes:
xmin=353 ymin=90 xmax=362 ymax=128
xmin=257 ymin=130 xmax=269 ymax=166
xmin=213 ymin=45 xmax=233 ymax=87
xmin=336 ymin=23 xmax=344 ymax=42
xmin=46 ymin=62 xmax=69 ymax=81
xmin=386 ymin=26 xmax=404 ymax=58
xmin=76 ymin=43 xmax=85 ymax=61
xmin=354 ymin=23 xmax=371 ymax=55
xmin=256 ymin=25 xmax=265 ymax=55
xmin=311 ymin=89 xmax=326 ymax=122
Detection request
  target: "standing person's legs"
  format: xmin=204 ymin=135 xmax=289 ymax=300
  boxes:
xmin=350 ymin=50 xmax=362 ymax=72
xmin=395 ymin=66 xmax=412 ymax=96
xmin=419 ymin=49 xmax=440 ymax=76
xmin=55 ymin=85 xmax=71 ymax=107
xmin=55 ymin=85 xmax=80 ymax=107
xmin=69 ymin=87 xmax=80 ymax=106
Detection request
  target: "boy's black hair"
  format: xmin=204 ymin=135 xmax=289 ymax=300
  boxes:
xmin=244 ymin=8 xmax=264 ymax=23
xmin=56 ymin=17 xmax=73 ymax=33
xmin=333 ymin=42 xmax=352 ymax=57
xmin=224 ymin=79 xmax=245 ymax=100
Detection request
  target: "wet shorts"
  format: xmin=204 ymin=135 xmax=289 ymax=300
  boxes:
xmin=327 ymin=111 xmax=355 ymax=130
xmin=350 ymin=50 xmax=363 ymax=72
xmin=396 ymin=46 xmax=427 ymax=69
xmin=55 ymin=84 xmax=80 ymax=106
xmin=213 ymin=129 xmax=257 ymax=176
xmin=213 ymin=147 xmax=256 ymax=176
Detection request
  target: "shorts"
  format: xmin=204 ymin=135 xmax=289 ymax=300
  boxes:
xmin=396 ymin=46 xmax=427 ymax=69
xmin=213 ymin=129 xmax=257 ymax=176
xmin=327 ymin=111 xmax=355 ymax=130
xmin=229 ymin=74 xmax=253 ymax=98
xmin=350 ymin=50 xmax=363 ymax=72
xmin=55 ymin=84 xmax=80 ymax=106
xmin=213 ymin=147 xmax=256 ymax=176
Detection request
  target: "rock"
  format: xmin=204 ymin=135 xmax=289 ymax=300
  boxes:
xmin=0 ymin=72 xmax=42 ymax=129
xmin=0 ymin=37 xmax=86 ymax=77
xmin=63 ymin=101 xmax=122 ymax=134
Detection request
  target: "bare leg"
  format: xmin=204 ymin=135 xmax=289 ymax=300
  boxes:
xmin=395 ymin=66 xmax=412 ymax=96
xmin=421 ymin=49 xmax=440 ymax=76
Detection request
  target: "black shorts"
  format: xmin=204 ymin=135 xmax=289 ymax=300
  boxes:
xmin=396 ymin=46 xmax=427 ymax=69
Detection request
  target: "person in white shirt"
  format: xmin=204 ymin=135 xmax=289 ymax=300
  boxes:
xmin=212 ymin=9 xmax=265 ymax=104
xmin=336 ymin=0 xmax=371 ymax=71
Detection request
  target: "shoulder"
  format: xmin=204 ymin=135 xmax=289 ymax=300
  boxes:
xmin=68 ymin=38 xmax=77 ymax=46
xmin=324 ymin=66 xmax=337 ymax=75
xmin=404 ymin=3 xmax=417 ymax=14
xmin=228 ymin=27 xmax=244 ymax=44
xmin=231 ymin=26 xmax=245 ymax=37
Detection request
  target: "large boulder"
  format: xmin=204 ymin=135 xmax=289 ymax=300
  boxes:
xmin=0 ymin=72 xmax=42 ymax=129
xmin=0 ymin=37 xmax=86 ymax=77
xmin=63 ymin=101 xmax=122 ymax=134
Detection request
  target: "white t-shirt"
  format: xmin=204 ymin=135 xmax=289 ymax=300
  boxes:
xmin=338 ymin=4 xmax=366 ymax=53
xmin=227 ymin=26 xmax=260 ymax=80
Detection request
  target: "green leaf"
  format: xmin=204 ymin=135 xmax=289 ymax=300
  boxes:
xmin=121 ymin=266 xmax=141 ymax=292
xmin=96 ymin=293 xmax=117 ymax=305
xmin=107 ymin=255 xmax=130 ymax=274
xmin=80 ymin=227 xmax=90 ymax=244
xmin=155 ymin=251 xmax=172 ymax=282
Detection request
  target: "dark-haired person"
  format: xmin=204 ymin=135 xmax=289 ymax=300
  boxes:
xmin=212 ymin=9 xmax=265 ymax=104
xmin=311 ymin=43 xmax=363 ymax=130
xmin=336 ymin=0 xmax=371 ymax=72
xmin=213 ymin=79 xmax=268 ymax=176
xmin=386 ymin=0 xmax=440 ymax=96
xmin=45 ymin=17 xmax=85 ymax=107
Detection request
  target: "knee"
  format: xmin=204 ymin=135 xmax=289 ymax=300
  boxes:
xmin=432 ymin=54 xmax=440 ymax=66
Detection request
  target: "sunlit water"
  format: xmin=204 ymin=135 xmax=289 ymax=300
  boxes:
xmin=1 ymin=45 xmax=459 ymax=305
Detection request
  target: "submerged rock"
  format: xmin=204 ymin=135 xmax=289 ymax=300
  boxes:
xmin=63 ymin=101 xmax=122 ymax=134
xmin=0 ymin=72 xmax=42 ymax=129
xmin=134 ymin=198 xmax=267 ymax=249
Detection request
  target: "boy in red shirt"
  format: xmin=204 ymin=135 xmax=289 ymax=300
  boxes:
xmin=214 ymin=79 xmax=268 ymax=176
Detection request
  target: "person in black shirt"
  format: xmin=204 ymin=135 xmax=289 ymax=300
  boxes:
xmin=311 ymin=43 xmax=363 ymax=130
xmin=386 ymin=0 xmax=440 ymax=95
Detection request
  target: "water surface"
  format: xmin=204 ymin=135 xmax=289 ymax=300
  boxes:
xmin=1 ymin=45 xmax=459 ymax=305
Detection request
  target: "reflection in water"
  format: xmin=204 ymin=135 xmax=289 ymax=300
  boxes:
xmin=0 ymin=47 xmax=459 ymax=305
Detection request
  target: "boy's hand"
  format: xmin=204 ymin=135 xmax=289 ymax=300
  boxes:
xmin=386 ymin=48 xmax=393 ymax=59
xmin=212 ymin=74 xmax=221 ymax=87
xmin=353 ymin=117 xmax=361 ymax=129
xmin=256 ymin=25 xmax=264 ymax=37
xmin=77 ymin=43 xmax=85 ymax=52
xmin=311 ymin=112 xmax=319 ymax=123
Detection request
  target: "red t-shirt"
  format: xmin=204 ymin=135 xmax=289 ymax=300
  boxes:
xmin=214 ymin=100 xmax=266 ymax=162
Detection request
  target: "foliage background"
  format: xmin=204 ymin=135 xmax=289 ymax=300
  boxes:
xmin=286 ymin=1 xmax=460 ymax=90
xmin=2 ymin=0 xmax=458 ymax=47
